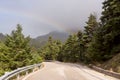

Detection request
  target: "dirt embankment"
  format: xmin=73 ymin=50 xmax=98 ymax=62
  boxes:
xmin=101 ymin=53 xmax=120 ymax=73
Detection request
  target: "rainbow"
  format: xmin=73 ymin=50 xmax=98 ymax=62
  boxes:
xmin=0 ymin=7 xmax=68 ymax=32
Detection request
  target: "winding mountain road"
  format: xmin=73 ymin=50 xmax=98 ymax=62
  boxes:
xmin=23 ymin=62 xmax=119 ymax=80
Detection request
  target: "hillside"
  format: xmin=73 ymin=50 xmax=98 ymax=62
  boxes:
xmin=101 ymin=53 xmax=120 ymax=73
xmin=30 ymin=31 xmax=69 ymax=48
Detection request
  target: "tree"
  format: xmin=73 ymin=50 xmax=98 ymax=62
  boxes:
xmin=39 ymin=37 xmax=62 ymax=60
xmin=58 ymin=34 xmax=79 ymax=62
xmin=0 ymin=25 xmax=43 ymax=76
xmin=5 ymin=24 xmax=33 ymax=69
xmin=76 ymin=31 xmax=86 ymax=61
xmin=101 ymin=0 xmax=120 ymax=55
xmin=0 ymin=42 xmax=10 ymax=76
xmin=77 ymin=14 xmax=99 ymax=62
xmin=86 ymin=0 xmax=120 ymax=62
xmin=83 ymin=13 xmax=99 ymax=48
xmin=86 ymin=27 xmax=105 ymax=62
xmin=30 ymin=47 xmax=43 ymax=64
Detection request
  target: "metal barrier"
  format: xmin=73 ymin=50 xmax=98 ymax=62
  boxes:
xmin=0 ymin=64 xmax=41 ymax=80
xmin=89 ymin=64 xmax=120 ymax=79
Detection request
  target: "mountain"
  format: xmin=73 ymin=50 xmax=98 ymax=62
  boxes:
xmin=30 ymin=31 xmax=69 ymax=48
xmin=0 ymin=33 xmax=6 ymax=42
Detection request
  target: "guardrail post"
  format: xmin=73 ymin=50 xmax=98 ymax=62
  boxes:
xmin=17 ymin=74 xmax=20 ymax=80
xmin=26 ymin=71 xmax=28 ymax=75
xmin=33 ymin=68 xmax=35 ymax=72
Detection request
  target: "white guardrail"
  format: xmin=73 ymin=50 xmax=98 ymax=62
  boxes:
xmin=0 ymin=64 xmax=41 ymax=80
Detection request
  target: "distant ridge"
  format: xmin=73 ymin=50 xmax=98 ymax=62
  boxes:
xmin=30 ymin=31 xmax=69 ymax=48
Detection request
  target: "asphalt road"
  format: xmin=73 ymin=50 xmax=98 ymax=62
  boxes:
xmin=23 ymin=62 xmax=119 ymax=80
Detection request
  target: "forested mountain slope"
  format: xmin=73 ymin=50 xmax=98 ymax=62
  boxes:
xmin=30 ymin=31 xmax=69 ymax=48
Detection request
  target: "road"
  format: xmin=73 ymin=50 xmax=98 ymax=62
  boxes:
xmin=23 ymin=62 xmax=119 ymax=80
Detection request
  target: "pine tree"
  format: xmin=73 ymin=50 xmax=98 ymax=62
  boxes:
xmin=39 ymin=37 xmax=62 ymax=60
xmin=86 ymin=0 xmax=120 ymax=62
xmin=79 ymin=14 xmax=99 ymax=62
xmin=83 ymin=13 xmax=99 ymax=48
xmin=77 ymin=31 xmax=85 ymax=61
xmin=5 ymin=24 xmax=33 ymax=69
xmin=0 ymin=42 xmax=10 ymax=76
xmin=100 ymin=0 xmax=120 ymax=57
xmin=59 ymin=34 xmax=79 ymax=62
xmin=86 ymin=27 xmax=105 ymax=61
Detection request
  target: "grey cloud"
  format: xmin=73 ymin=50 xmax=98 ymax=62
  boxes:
xmin=0 ymin=0 xmax=104 ymax=37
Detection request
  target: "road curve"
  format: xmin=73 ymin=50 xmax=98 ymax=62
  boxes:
xmin=23 ymin=62 xmax=119 ymax=80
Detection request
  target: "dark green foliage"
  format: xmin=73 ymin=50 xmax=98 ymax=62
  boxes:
xmin=83 ymin=14 xmax=99 ymax=48
xmin=58 ymin=34 xmax=80 ymax=62
xmin=101 ymin=0 xmax=120 ymax=55
xmin=5 ymin=24 xmax=33 ymax=69
xmin=30 ymin=47 xmax=43 ymax=64
xmin=86 ymin=27 xmax=106 ymax=61
xmin=79 ymin=14 xmax=99 ymax=62
xmin=0 ymin=25 xmax=42 ymax=76
xmin=87 ymin=0 xmax=120 ymax=62
xmin=0 ymin=42 xmax=10 ymax=76
xmin=77 ymin=31 xmax=86 ymax=61
xmin=39 ymin=37 xmax=62 ymax=60
xmin=57 ymin=14 xmax=99 ymax=63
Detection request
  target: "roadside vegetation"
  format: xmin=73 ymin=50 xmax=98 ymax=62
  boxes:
xmin=0 ymin=25 xmax=42 ymax=76
xmin=0 ymin=0 xmax=120 ymax=76
xmin=39 ymin=0 xmax=120 ymax=73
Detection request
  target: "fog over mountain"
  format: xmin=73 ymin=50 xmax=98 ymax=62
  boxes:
xmin=0 ymin=0 xmax=103 ymax=38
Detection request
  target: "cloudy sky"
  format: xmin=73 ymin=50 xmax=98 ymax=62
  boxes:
xmin=0 ymin=0 xmax=103 ymax=38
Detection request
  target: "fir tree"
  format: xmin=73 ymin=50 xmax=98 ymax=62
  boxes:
xmin=39 ymin=37 xmax=62 ymax=60
xmin=101 ymin=0 xmax=120 ymax=55
xmin=59 ymin=34 xmax=79 ymax=62
xmin=5 ymin=24 xmax=33 ymax=69
xmin=87 ymin=0 xmax=120 ymax=62
xmin=83 ymin=13 xmax=99 ymax=48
